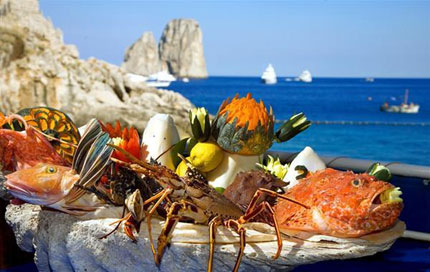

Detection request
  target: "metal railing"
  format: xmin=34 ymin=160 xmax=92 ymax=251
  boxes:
xmin=266 ymin=150 xmax=430 ymax=179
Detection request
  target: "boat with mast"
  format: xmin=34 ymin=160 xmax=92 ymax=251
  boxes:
xmin=261 ymin=64 xmax=277 ymax=84
xmin=380 ymin=89 xmax=420 ymax=114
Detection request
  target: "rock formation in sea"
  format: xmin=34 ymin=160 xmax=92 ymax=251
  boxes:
xmin=159 ymin=19 xmax=208 ymax=79
xmin=0 ymin=0 xmax=193 ymax=134
xmin=122 ymin=19 xmax=208 ymax=79
xmin=122 ymin=32 xmax=162 ymax=76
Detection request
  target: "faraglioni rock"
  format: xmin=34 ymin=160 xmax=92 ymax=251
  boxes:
xmin=159 ymin=19 xmax=208 ymax=79
xmin=122 ymin=32 xmax=162 ymax=76
xmin=6 ymin=204 xmax=404 ymax=272
xmin=0 ymin=0 xmax=193 ymax=134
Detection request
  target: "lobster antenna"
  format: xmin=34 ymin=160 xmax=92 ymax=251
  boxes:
xmin=32 ymin=128 xmax=78 ymax=148
xmin=154 ymin=143 xmax=176 ymax=162
xmin=176 ymin=153 xmax=195 ymax=169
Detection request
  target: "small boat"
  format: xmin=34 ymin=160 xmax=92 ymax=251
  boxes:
xmin=296 ymin=70 xmax=312 ymax=83
xmin=182 ymin=77 xmax=189 ymax=83
xmin=146 ymin=70 xmax=176 ymax=88
xmin=380 ymin=89 xmax=420 ymax=114
xmin=365 ymin=77 xmax=374 ymax=82
xmin=261 ymin=64 xmax=277 ymax=84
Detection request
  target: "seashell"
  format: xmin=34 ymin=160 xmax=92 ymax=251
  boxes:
xmin=141 ymin=114 xmax=180 ymax=170
xmin=283 ymin=146 xmax=326 ymax=189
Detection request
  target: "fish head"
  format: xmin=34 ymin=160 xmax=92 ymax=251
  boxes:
xmin=311 ymin=169 xmax=403 ymax=236
xmin=275 ymin=168 xmax=403 ymax=237
xmin=5 ymin=163 xmax=78 ymax=205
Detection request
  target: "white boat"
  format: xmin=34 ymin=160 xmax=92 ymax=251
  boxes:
xmin=182 ymin=77 xmax=189 ymax=83
xmin=146 ymin=70 xmax=176 ymax=88
xmin=296 ymin=70 xmax=312 ymax=83
xmin=261 ymin=64 xmax=277 ymax=84
xmin=124 ymin=73 xmax=148 ymax=85
xmin=380 ymin=89 xmax=420 ymax=114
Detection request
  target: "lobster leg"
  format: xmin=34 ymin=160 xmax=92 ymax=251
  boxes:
xmin=246 ymin=188 xmax=309 ymax=213
xmin=240 ymin=188 xmax=309 ymax=259
xmin=208 ymin=216 xmax=222 ymax=272
xmin=223 ymin=219 xmax=246 ymax=272
xmin=156 ymin=200 xmax=207 ymax=265
xmin=99 ymin=206 xmax=127 ymax=240
xmin=223 ymin=200 xmax=281 ymax=272
xmin=145 ymin=187 xmax=173 ymax=264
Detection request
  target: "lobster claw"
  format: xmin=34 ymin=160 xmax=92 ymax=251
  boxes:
xmin=124 ymin=216 xmax=139 ymax=242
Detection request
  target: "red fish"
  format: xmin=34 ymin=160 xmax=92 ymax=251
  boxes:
xmin=0 ymin=117 xmax=69 ymax=171
xmin=274 ymin=168 xmax=403 ymax=237
xmin=5 ymin=119 xmax=113 ymax=214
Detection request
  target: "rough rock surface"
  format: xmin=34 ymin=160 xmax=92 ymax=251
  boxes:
xmin=0 ymin=0 xmax=193 ymax=133
xmin=159 ymin=19 xmax=208 ymax=78
xmin=6 ymin=204 xmax=404 ymax=272
xmin=122 ymin=32 xmax=162 ymax=76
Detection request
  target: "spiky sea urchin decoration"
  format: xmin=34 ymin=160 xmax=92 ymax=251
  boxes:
xmin=212 ymin=93 xmax=274 ymax=155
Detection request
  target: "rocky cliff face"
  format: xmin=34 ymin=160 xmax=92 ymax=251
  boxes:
xmin=122 ymin=19 xmax=208 ymax=79
xmin=122 ymin=32 xmax=162 ymax=76
xmin=0 ymin=0 xmax=193 ymax=134
xmin=159 ymin=19 xmax=208 ymax=79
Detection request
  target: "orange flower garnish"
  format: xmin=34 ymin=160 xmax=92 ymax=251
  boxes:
xmin=0 ymin=112 xmax=6 ymax=127
xmin=219 ymin=93 xmax=273 ymax=132
xmin=102 ymin=121 xmax=148 ymax=162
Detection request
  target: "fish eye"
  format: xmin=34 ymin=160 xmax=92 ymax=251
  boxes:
xmin=46 ymin=166 xmax=57 ymax=174
xmin=352 ymin=179 xmax=361 ymax=187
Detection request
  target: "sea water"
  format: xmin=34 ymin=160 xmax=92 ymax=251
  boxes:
xmin=169 ymin=77 xmax=430 ymax=166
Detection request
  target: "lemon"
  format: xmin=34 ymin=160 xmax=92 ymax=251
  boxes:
xmin=176 ymin=157 xmax=191 ymax=177
xmin=189 ymin=142 xmax=224 ymax=172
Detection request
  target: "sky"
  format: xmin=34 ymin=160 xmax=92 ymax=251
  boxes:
xmin=39 ymin=0 xmax=430 ymax=78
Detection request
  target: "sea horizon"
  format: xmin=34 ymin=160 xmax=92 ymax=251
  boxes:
xmin=185 ymin=75 xmax=430 ymax=80
xmin=169 ymin=76 xmax=430 ymax=166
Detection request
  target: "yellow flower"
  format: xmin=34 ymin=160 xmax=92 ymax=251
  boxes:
xmin=189 ymin=107 xmax=210 ymax=142
xmin=257 ymin=155 xmax=288 ymax=179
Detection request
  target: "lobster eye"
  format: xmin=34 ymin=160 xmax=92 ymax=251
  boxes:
xmin=352 ymin=179 xmax=361 ymax=187
xmin=46 ymin=167 xmax=57 ymax=174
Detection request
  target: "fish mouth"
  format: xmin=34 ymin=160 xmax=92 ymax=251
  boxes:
xmin=4 ymin=179 xmax=34 ymax=197
xmin=5 ymin=179 xmax=54 ymax=206
xmin=371 ymin=185 xmax=403 ymax=208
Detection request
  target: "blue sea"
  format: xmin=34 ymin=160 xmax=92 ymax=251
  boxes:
xmin=169 ymin=77 xmax=430 ymax=166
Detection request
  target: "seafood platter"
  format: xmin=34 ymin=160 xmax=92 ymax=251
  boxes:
xmin=1 ymin=94 xmax=404 ymax=271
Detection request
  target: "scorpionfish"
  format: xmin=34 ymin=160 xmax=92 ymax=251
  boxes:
xmin=274 ymin=168 xmax=403 ymax=237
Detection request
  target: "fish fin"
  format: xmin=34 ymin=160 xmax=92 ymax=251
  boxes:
xmin=66 ymin=120 xmax=113 ymax=204
xmin=72 ymin=119 xmax=102 ymax=171
xmin=60 ymin=205 xmax=97 ymax=216
xmin=47 ymin=200 xmax=98 ymax=216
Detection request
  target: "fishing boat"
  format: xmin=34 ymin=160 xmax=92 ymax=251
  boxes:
xmin=380 ymin=89 xmax=420 ymax=114
xmin=296 ymin=70 xmax=312 ymax=83
xmin=261 ymin=64 xmax=277 ymax=84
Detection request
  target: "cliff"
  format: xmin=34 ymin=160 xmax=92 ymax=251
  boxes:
xmin=122 ymin=19 xmax=208 ymax=79
xmin=0 ymin=0 xmax=193 ymax=133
